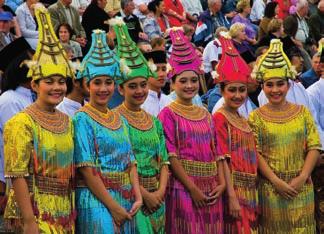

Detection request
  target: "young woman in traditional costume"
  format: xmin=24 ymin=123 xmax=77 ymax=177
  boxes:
xmin=248 ymin=39 xmax=321 ymax=233
xmin=112 ymin=20 xmax=169 ymax=234
xmin=212 ymin=33 xmax=258 ymax=234
xmin=73 ymin=29 xmax=142 ymax=234
xmin=158 ymin=28 xmax=226 ymax=234
xmin=3 ymin=6 xmax=76 ymax=233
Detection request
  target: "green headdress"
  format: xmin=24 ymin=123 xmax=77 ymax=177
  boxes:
xmin=109 ymin=17 xmax=157 ymax=85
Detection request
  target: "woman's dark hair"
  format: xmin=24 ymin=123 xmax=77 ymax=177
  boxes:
xmin=264 ymin=2 xmax=278 ymax=18
xmin=219 ymin=82 xmax=226 ymax=92
xmin=148 ymin=0 xmax=163 ymax=13
xmin=55 ymin=23 xmax=75 ymax=40
xmin=1 ymin=50 xmax=33 ymax=93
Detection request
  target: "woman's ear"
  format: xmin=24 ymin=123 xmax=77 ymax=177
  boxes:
xmin=30 ymin=80 xmax=38 ymax=93
xmin=117 ymin=84 xmax=125 ymax=96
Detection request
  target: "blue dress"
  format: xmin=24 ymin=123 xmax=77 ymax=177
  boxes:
xmin=73 ymin=104 xmax=136 ymax=234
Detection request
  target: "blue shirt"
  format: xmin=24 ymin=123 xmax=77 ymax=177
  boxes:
xmin=300 ymin=68 xmax=320 ymax=89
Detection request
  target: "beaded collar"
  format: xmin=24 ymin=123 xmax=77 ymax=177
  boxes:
xmin=256 ymin=102 xmax=302 ymax=123
xmin=24 ymin=103 xmax=69 ymax=134
xmin=217 ymin=107 xmax=252 ymax=133
xmin=78 ymin=103 xmax=122 ymax=130
xmin=116 ymin=103 xmax=153 ymax=131
xmin=169 ymin=101 xmax=207 ymax=121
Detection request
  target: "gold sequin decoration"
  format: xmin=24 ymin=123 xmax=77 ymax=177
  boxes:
xmin=24 ymin=103 xmax=69 ymax=134
xmin=78 ymin=103 xmax=122 ymax=130
xmin=116 ymin=103 xmax=153 ymax=131
xmin=217 ymin=107 xmax=252 ymax=133
xmin=256 ymin=102 xmax=302 ymax=123
xmin=169 ymin=101 xmax=207 ymax=121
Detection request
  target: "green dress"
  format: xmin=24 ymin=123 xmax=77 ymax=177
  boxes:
xmin=117 ymin=104 xmax=169 ymax=234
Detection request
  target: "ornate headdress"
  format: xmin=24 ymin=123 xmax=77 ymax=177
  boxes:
xmin=26 ymin=5 xmax=74 ymax=81
xmin=252 ymin=39 xmax=297 ymax=82
xmin=110 ymin=17 xmax=157 ymax=85
xmin=77 ymin=29 xmax=122 ymax=82
xmin=215 ymin=32 xmax=252 ymax=84
xmin=168 ymin=27 xmax=203 ymax=79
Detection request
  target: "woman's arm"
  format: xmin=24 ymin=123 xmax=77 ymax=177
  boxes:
xmin=258 ymin=154 xmax=298 ymax=199
xmin=79 ymin=167 xmax=132 ymax=225
xmin=169 ymin=157 xmax=208 ymax=207
xmin=129 ymin=164 xmax=142 ymax=216
xmin=289 ymin=149 xmax=320 ymax=191
xmin=12 ymin=178 xmax=39 ymax=233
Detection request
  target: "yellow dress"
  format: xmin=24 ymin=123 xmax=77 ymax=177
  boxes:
xmin=3 ymin=104 xmax=75 ymax=233
xmin=248 ymin=103 xmax=321 ymax=234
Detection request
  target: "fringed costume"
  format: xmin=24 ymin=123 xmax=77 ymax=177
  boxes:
xmin=158 ymin=28 xmax=223 ymax=234
xmin=249 ymin=39 xmax=322 ymax=233
xmin=112 ymin=19 xmax=169 ymax=234
xmin=73 ymin=30 xmax=137 ymax=234
xmin=74 ymin=104 xmax=136 ymax=234
xmin=213 ymin=34 xmax=258 ymax=234
xmin=3 ymin=5 xmax=76 ymax=233
xmin=117 ymin=104 xmax=169 ymax=234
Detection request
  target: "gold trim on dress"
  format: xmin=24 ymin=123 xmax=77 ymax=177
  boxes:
xmin=78 ymin=103 xmax=122 ymax=130
xmin=116 ymin=103 xmax=153 ymax=131
xmin=256 ymin=102 xmax=302 ymax=123
xmin=217 ymin=107 xmax=252 ymax=133
xmin=24 ymin=103 xmax=69 ymax=134
xmin=169 ymin=101 xmax=207 ymax=121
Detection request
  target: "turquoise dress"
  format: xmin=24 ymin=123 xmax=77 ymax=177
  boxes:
xmin=73 ymin=104 xmax=136 ymax=234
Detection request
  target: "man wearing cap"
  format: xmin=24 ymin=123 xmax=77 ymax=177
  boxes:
xmin=141 ymin=50 xmax=172 ymax=116
xmin=0 ymin=12 xmax=16 ymax=51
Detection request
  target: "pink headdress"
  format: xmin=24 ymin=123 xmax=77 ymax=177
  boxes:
xmin=215 ymin=32 xmax=253 ymax=84
xmin=168 ymin=28 xmax=203 ymax=79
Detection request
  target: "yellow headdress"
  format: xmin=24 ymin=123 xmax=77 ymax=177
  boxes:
xmin=252 ymin=39 xmax=297 ymax=82
xmin=26 ymin=5 xmax=74 ymax=81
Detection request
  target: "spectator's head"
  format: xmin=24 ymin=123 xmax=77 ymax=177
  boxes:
xmin=148 ymin=0 xmax=164 ymax=14
xmin=0 ymin=11 xmax=13 ymax=33
xmin=318 ymin=0 xmax=324 ymax=13
xmin=264 ymin=1 xmax=278 ymax=18
xmin=150 ymin=37 xmax=165 ymax=50
xmin=296 ymin=0 xmax=308 ymax=17
xmin=62 ymin=43 xmax=74 ymax=59
xmin=288 ymin=49 xmax=304 ymax=73
xmin=91 ymin=0 xmax=108 ymax=9
xmin=0 ymin=0 xmax=4 ymax=7
xmin=183 ymin=24 xmax=195 ymax=41
xmin=311 ymin=52 xmax=321 ymax=75
xmin=56 ymin=23 xmax=74 ymax=43
xmin=2 ymin=50 xmax=33 ymax=93
xmin=208 ymin=0 xmax=222 ymax=14
xmin=60 ymin=0 xmax=72 ymax=6
xmin=236 ymin=0 xmax=251 ymax=15
xmin=121 ymin=0 xmax=135 ymax=15
xmin=267 ymin=18 xmax=284 ymax=35
xmin=229 ymin=22 xmax=246 ymax=42
xmin=215 ymin=26 xmax=228 ymax=37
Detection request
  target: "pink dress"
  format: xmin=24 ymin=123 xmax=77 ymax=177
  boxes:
xmin=158 ymin=102 xmax=224 ymax=234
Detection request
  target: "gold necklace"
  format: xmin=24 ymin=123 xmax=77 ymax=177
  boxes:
xmin=257 ymin=102 xmax=302 ymax=123
xmin=24 ymin=103 xmax=69 ymax=134
xmin=78 ymin=103 xmax=122 ymax=130
xmin=116 ymin=103 xmax=153 ymax=131
xmin=217 ymin=107 xmax=252 ymax=132
xmin=169 ymin=101 xmax=207 ymax=121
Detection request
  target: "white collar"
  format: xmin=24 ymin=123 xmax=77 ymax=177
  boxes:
xmin=15 ymin=86 xmax=33 ymax=97
xmin=63 ymin=97 xmax=82 ymax=108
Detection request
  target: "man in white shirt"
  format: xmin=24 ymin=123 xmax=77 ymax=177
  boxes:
xmin=142 ymin=50 xmax=172 ymax=116
xmin=57 ymin=77 xmax=89 ymax=117
xmin=250 ymin=0 xmax=266 ymax=24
